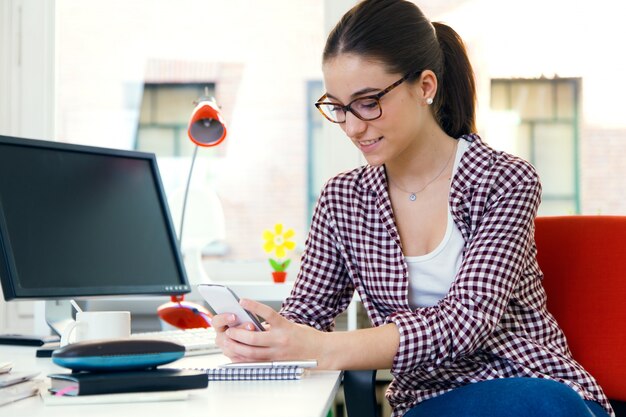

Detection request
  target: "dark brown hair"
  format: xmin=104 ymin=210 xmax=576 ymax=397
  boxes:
xmin=323 ymin=0 xmax=476 ymax=138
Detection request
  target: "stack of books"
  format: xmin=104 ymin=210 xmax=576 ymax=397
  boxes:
xmin=45 ymin=368 xmax=208 ymax=406
xmin=45 ymin=339 xmax=209 ymax=405
xmin=48 ymin=368 xmax=208 ymax=396
xmin=0 ymin=362 xmax=41 ymax=407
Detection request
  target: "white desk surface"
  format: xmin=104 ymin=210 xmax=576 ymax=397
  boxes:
xmin=0 ymin=345 xmax=342 ymax=417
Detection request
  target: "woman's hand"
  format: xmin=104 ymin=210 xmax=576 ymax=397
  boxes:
xmin=213 ymin=299 xmax=327 ymax=365
xmin=212 ymin=311 xmax=255 ymax=363
xmin=214 ymin=299 xmax=399 ymax=369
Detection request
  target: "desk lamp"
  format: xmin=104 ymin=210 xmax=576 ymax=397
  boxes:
xmin=157 ymin=89 xmax=227 ymax=329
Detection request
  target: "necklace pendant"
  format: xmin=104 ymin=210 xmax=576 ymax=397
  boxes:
xmin=409 ymin=193 xmax=417 ymax=202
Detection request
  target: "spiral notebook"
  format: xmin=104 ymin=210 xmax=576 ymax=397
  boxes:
xmin=185 ymin=360 xmax=317 ymax=381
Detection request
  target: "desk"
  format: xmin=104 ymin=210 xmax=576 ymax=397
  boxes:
xmin=0 ymin=345 xmax=342 ymax=417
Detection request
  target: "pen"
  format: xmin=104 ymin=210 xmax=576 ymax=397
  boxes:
xmin=219 ymin=360 xmax=318 ymax=369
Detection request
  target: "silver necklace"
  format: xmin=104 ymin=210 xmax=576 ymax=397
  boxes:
xmin=388 ymin=142 xmax=457 ymax=202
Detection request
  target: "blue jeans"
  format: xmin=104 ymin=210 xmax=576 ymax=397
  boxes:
xmin=403 ymin=378 xmax=610 ymax=417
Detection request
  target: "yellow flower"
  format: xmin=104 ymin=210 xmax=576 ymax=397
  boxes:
xmin=262 ymin=223 xmax=296 ymax=259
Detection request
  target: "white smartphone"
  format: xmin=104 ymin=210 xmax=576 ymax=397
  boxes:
xmin=197 ymin=284 xmax=265 ymax=331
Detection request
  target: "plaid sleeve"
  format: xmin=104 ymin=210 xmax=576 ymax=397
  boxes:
xmin=386 ymin=159 xmax=542 ymax=374
xmin=280 ymin=183 xmax=355 ymax=331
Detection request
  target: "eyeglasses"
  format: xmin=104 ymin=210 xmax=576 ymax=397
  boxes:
xmin=314 ymin=70 xmax=422 ymax=123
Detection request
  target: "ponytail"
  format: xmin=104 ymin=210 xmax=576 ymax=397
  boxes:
xmin=432 ymin=22 xmax=476 ymax=138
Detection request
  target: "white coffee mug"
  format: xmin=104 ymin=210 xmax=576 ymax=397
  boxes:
xmin=60 ymin=311 xmax=131 ymax=346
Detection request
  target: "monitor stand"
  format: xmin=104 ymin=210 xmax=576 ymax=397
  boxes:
xmin=45 ymin=300 xmax=75 ymax=337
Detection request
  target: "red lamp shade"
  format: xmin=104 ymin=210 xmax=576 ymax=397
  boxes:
xmin=187 ymin=100 xmax=227 ymax=147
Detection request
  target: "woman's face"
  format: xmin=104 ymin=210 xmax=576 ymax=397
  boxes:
xmin=321 ymin=54 xmax=428 ymax=167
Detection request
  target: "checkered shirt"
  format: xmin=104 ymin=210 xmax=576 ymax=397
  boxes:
xmin=280 ymin=134 xmax=613 ymax=417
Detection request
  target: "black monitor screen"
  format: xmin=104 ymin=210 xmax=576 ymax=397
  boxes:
xmin=0 ymin=135 xmax=189 ymax=300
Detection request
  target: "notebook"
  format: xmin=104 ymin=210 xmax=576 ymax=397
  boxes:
xmin=0 ymin=379 xmax=42 ymax=406
xmin=42 ymin=390 xmax=188 ymax=406
xmin=48 ymin=368 xmax=208 ymax=396
xmin=201 ymin=366 xmax=305 ymax=381
xmin=185 ymin=360 xmax=317 ymax=381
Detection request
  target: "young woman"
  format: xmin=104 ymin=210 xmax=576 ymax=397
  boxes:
xmin=213 ymin=1 xmax=613 ymax=416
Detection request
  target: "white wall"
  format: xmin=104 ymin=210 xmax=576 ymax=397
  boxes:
xmin=316 ymin=0 xmax=365 ymax=185
xmin=0 ymin=0 xmax=56 ymax=333
xmin=435 ymin=0 xmax=626 ymax=130
xmin=0 ymin=0 xmax=55 ymax=139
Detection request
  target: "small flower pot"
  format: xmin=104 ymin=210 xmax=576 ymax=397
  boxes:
xmin=272 ymin=271 xmax=287 ymax=283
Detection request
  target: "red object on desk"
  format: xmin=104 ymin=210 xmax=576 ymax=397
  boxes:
xmin=157 ymin=295 xmax=212 ymax=329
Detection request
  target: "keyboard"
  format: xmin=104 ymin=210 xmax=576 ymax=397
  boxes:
xmin=131 ymin=327 xmax=220 ymax=356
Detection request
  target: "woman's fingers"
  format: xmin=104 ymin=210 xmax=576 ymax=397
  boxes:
xmin=220 ymin=330 xmax=272 ymax=361
xmin=211 ymin=313 xmax=237 ymax=332
xmin=225 ymin=326 xmax=272 ymax=348
xmin=215 ymin=299 xmax=320 ymax=363
xmin=240 ymin=299 xmax=282 ymax=326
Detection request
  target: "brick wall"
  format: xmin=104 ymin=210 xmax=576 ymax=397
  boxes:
xmin=580 ymin=127 xmax=626 ymax=214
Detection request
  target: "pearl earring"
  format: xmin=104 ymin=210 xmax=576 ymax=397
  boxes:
xmin=426 ymin=97 xmax=433 ymax=105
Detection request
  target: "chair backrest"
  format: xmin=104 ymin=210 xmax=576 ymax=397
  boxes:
xmin=535 ymin=216 xmax=626 ymax=402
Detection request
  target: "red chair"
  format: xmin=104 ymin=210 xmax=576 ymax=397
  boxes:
xmin=344 ymin=216 xmax=626 ymax=417
xmin=535 ymin=215 xmax=626 ymax=415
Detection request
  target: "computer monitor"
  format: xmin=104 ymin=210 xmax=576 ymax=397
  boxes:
xmin=0 ymin=135 xmax=190 ymax=334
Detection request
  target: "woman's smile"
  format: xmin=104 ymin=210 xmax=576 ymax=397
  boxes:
xmin=356 ymin=136 xmax=383 ymax=152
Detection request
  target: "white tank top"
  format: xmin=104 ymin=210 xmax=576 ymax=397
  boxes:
xmin=406 ymin=139 xmax=468 ymax=309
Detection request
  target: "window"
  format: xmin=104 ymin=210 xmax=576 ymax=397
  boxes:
xmin=136 ymin=83 xmax=215 ymax=157
xmin=306 ymin=80 xmax=325 ymax=221
xmin=490 ymin=78 xmax=581 ymax=214
xmin=55 ymin=1 xmax=325 ymax=276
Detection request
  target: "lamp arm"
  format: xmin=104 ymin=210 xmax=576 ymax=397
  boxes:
xmin=178 ymin=145 xmax=199 ymax=249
